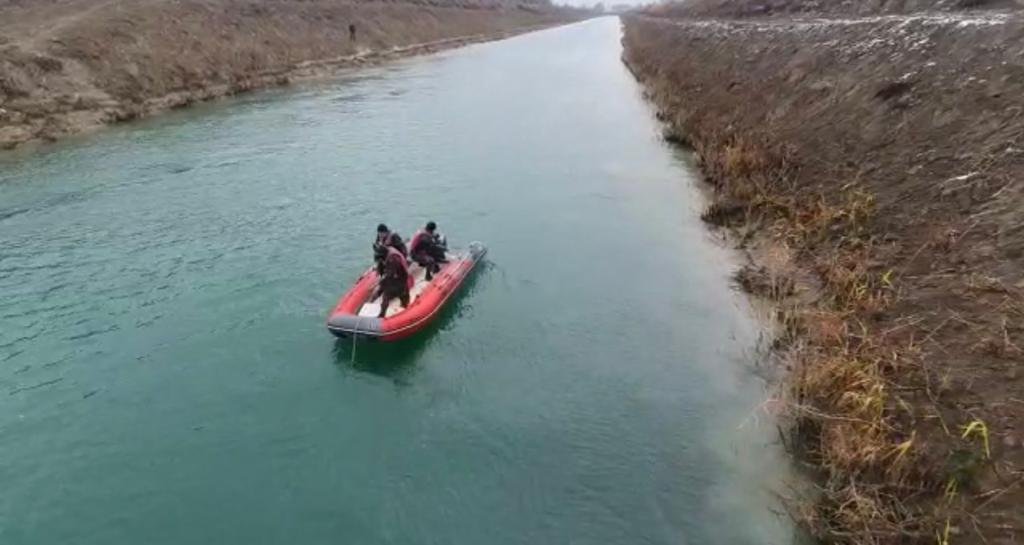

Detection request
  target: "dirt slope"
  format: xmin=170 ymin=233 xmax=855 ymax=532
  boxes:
xmin=0 ymin=0 xmax=583 ymax=149
xmin=622 ymin=7 xmax=1024 ymax=545
xmin=648 ymin=0 xmax=1023 ymax=17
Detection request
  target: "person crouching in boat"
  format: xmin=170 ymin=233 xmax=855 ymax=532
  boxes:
xmin=409 ymin=221 xmax=448 ymax=281
xmin=374 ymin=243 xmax=413 ymax=318
xmin=374 ymin=223 xmax=408 ymax=260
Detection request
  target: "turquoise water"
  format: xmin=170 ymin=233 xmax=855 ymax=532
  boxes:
xmin=0 ymin=18 xmax=793 ymax=545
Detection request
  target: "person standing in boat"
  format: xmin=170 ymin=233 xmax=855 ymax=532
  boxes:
xmin=409 ymin=221 xmax=448 ymax=281
xmin=374 ymin=243 xmax=412 ymax=318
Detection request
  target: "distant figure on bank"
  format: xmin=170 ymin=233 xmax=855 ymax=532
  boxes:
xmin=374 ymin=243 xmax=411 ymax=318
xmin=349 ymin=23 xmax=357 ymax=42
xmin=409 ymin=221 xmax=448 ymax=281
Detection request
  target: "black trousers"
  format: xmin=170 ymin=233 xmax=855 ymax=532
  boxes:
xmin=413 ymin=252 xmax=438 ymax=273
xmin=413 ymin=245 xmax=446 ymax=275
xmin=378 ymin=280 xmax=409 ymax=318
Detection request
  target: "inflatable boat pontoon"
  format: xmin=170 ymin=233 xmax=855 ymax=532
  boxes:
xmin=327 ymin=241 xmax=486 ymax=341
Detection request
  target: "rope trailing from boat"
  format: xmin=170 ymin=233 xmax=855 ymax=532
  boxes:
xmin=351 ymin=315 xmax=363 ymax=363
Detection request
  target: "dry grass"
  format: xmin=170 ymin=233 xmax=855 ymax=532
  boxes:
xmin=0 ymin=0 xmax=585 ymax=148
xmin=684 ymin=129 xmax=994 ymax=543
xmin=640 ymin=0 xmax=1023 ymax=18
xmin=624 ymin=11 xmax=1024 ymax=543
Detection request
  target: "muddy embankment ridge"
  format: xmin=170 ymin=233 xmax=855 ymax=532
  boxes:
xmin=622 ymin=5 xmax=1024 ymax=545
xmin=0 ymin=0 xmax=587 ymax=150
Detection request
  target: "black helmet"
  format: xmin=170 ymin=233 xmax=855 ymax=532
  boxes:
xmin=377 ymin=223 xmax=389 ymax=233
xmin=425 ymin=221 xmax=437 ymax=232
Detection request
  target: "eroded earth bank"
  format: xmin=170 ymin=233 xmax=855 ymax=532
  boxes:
xmin=622 ymin=1 xmax=1024 ymax=543
xmin=0 ymin=0 xmax=584 ymax=149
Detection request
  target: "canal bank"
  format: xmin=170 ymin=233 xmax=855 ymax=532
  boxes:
xmin=0 ymin=0 xmax=587 ymax=150
xmin=622 ymin=7 xmax=1024 ymax=544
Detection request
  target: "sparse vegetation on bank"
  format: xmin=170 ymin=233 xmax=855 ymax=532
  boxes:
xmin=623 ymin=4 xmax=1024 ymax=543
xmin=0 ymin=0 xmax=588 ymax=149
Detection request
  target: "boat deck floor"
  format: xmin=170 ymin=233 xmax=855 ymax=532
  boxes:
xmin=357 ymin=263 xmax=431 ymax=319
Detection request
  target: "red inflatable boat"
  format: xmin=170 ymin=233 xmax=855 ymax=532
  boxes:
xmin=326 ymin=241 xmax=486 ymax=341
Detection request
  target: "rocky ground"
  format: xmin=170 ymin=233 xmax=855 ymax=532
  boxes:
xmin=622 ymin=2 xmax=1024 ymax=544
xmin=0 ymin=0 xmax=584 ymax=149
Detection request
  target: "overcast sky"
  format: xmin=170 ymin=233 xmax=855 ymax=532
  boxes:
xmin=558 ymin=0 xmax=650 ymax=7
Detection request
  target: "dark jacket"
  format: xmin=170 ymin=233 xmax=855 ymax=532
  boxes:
xmin=375 ymin=231 xmax=407 ymax=256
xmin=379 ymin=247 xmax=412 ymax=292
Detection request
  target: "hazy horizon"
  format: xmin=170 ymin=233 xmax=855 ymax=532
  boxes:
xmin=559 ymin=0 xmax=649 ymax=8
